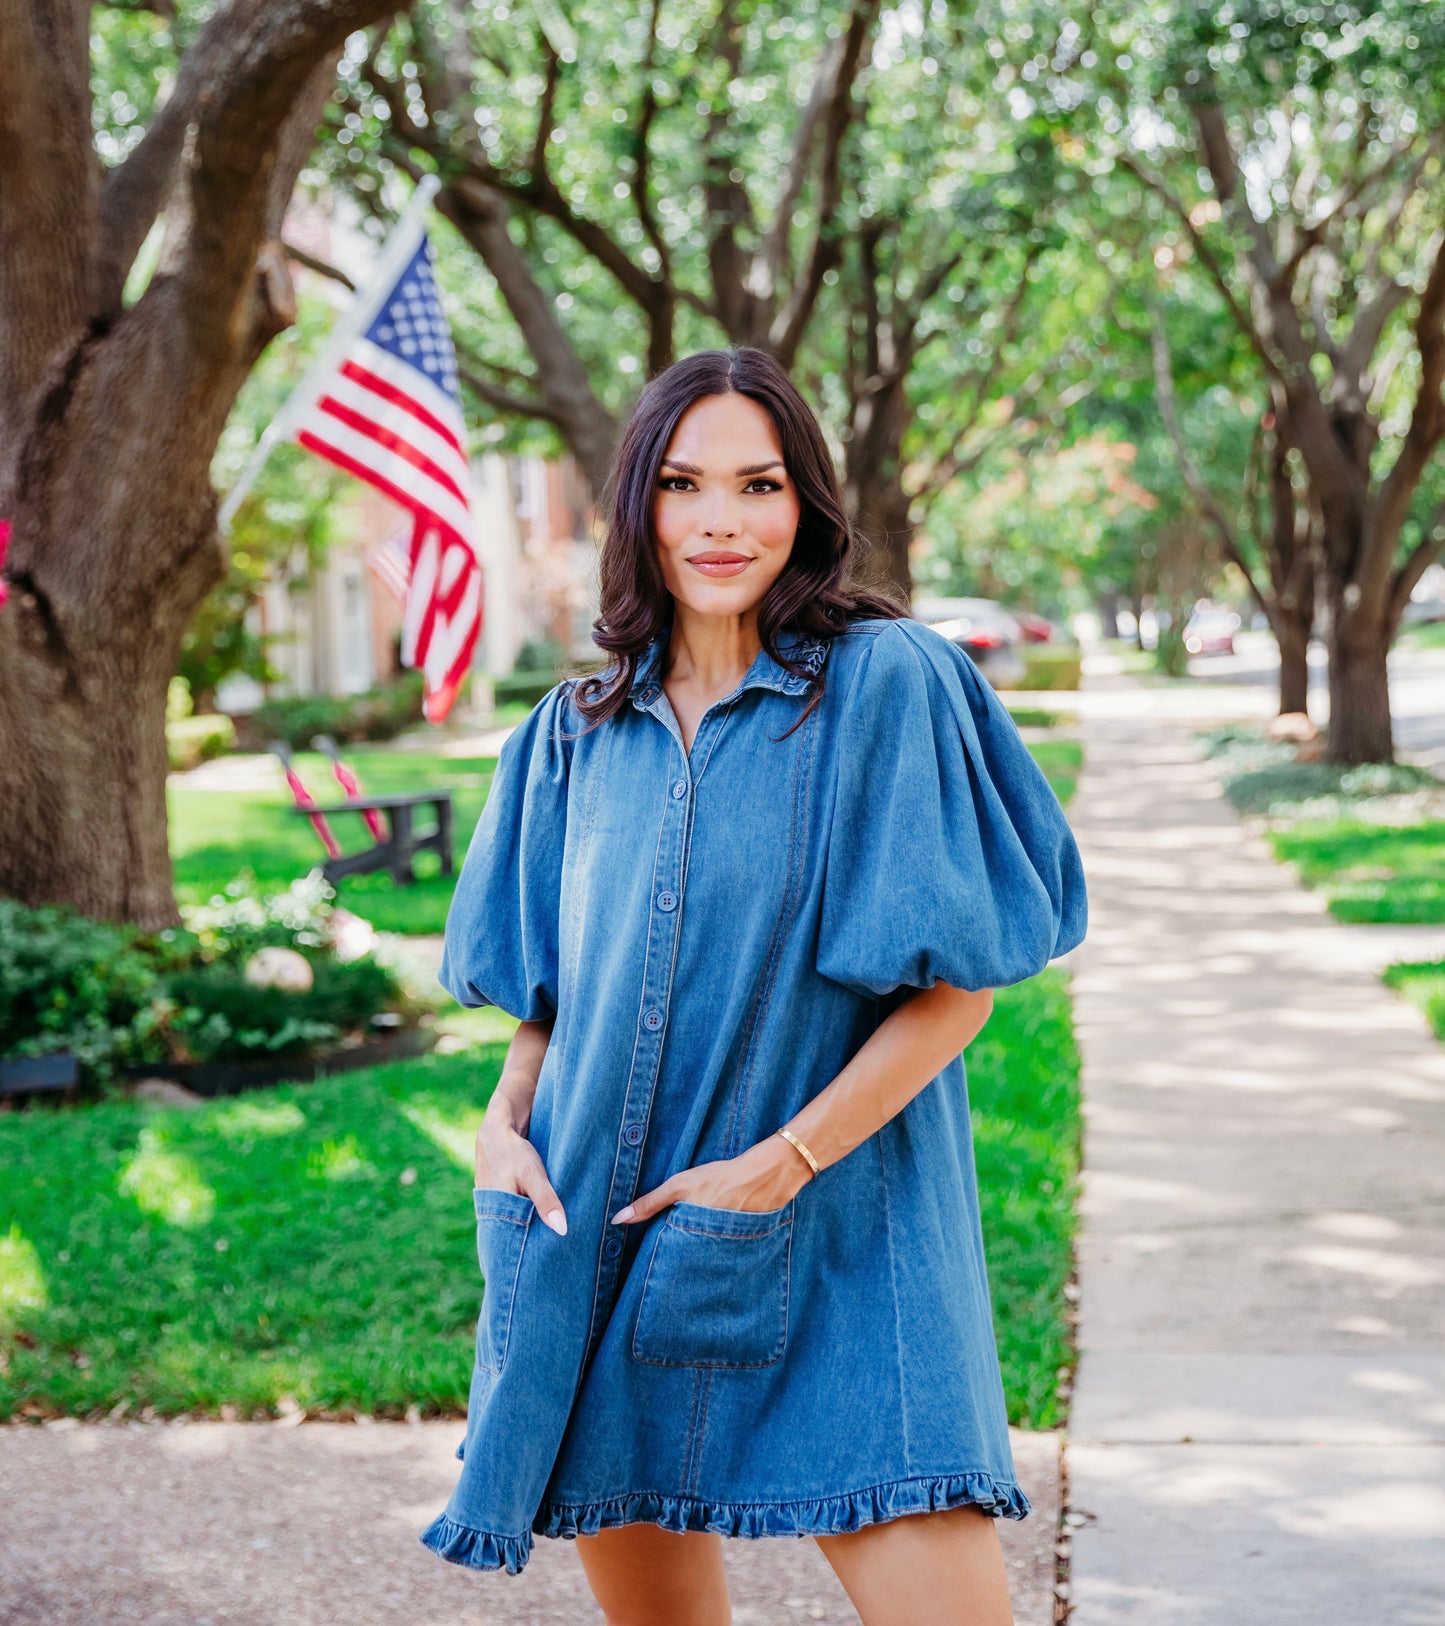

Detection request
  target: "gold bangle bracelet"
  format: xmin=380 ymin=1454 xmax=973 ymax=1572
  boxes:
xmin=775 ymin=1127 xmax=820 ymax=1178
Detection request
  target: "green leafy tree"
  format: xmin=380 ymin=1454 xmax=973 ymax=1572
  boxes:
xmin=0 ymin=0 xmax=416 ymax=927
xmin=1084 ymin=0 xmax=1445 ymax=761
xmin=321 ymin=0 xmax=1078 ymax=595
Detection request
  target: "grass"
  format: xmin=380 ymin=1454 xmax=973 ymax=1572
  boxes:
xmin=169 ymin=749 xmax=498 ymax=936
xmin=1271 ymin=822 xmax=1445 ymax=924
xmin=1029 ymin=739 xmax=1083 ymax=809
xmin=1198 ymin=725 xmax=1445 ymax=925
xmin=1398 ymin=620 xmax=1445 ymax=650
xmin=967 ymin=967 xmax=1081 ymax=1429
xmin=170 ymin=734 xmax=1082 ymax=935
xmin=1006 ymin=705 xmax=1078 ymax=730
xmin=1382 ymin=961 xmax=1445 ymax=1041
xmin=0 ymin=972 xmax=1081 ymax=1431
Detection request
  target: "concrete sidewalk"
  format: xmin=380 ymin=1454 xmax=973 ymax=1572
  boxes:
xmin=1 ymin=1421 xmax=1058 ymax=1625
xmin=1065 ymin=675 xmax=1445 ymax=1625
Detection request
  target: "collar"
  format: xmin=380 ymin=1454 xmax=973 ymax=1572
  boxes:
xmin=627 ymin=622 xmax=830 ymax=708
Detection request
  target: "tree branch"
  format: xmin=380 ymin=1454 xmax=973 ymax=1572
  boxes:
xmin=1185 ymin=90 xmax=1348 ymax=504
xmin=1148 ymin=291 xmax=1270 ymax=613
xmin=437 ymin=172 xmax=619 ymax=493
xmin=1388 ymin=510 xmax=1445 ymax=632
xmin=151 ymin=0 xmax=407 ymax=367
xmin=767 ymin=0 xmax=877 ymax=366
xmin=282 ymin=239 xmax=356 ymax=291
xmin=0 ymin=0 xmax=102 ymax=430
xmin=1368 ymin=230 xmax=1445 ymax=603
xmin=96 ymin=15 xmax=243 ymax=313
xmin=456 ymin=361 xmax=555 ymax=422
xmin=758 ymin=1 xmax=874 ymax=305
xmin=631 ymin=0 xmax=675 ymax=373
xmin=701 ymin=0 xmax=757 ymax=339
xmin=1114 ymin=150 xmax=1259 ymax=352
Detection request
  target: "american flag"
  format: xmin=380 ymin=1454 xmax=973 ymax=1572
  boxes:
xmin=291 ymin=232 xmax=482 ymax=723
xmin=367 ymin=523 xmax=412 ymax=605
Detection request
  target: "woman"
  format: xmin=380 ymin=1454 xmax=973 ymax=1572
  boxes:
xmin=420 ymin=347 xmax=1088 ymax=1626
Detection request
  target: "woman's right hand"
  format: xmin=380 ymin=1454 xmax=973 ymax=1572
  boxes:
xmin=476 ymin=1114 xmax=568 ymax=1236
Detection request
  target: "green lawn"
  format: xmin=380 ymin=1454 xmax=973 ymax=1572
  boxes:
xmin=1271 ymin=820 xmax=1445 ymax=924
xmin=1398 ymin=620 xmax=1445 ymax=650
xmin=169 ymin=749 xmax=499 ymax=936
xmin=1382 ymin=961 xmax=1445 ymax=1041
xmin=1199 ymin=726 xmax=1445 ymax=925
xmin=171 ymin=734 xmax=1081 ymax=936
xmin=0 ymin=970 xmax=1081 ymax=1431
xmin=1028 ymin=739 xmax=1082 ymax=809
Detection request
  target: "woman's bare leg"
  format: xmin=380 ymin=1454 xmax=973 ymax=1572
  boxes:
xmin=574 ymin=1523 xmax=732 ymax=1626
xmin=814 ymin=1506 xmax=1014 ymax=1626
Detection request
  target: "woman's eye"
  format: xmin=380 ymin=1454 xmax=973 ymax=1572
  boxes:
xmin=658 ymin=476 xmax=694 ymax=492
xmin=745 ymin=479 xmax=784 ymax=494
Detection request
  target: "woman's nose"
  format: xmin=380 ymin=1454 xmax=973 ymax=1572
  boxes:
xmin=701 ymin=498 xmax=741 ymax=539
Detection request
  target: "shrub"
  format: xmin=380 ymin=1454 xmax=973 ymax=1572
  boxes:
xmin=0 ymin=876 xmax=411 ymax=1085
xmin=514 ymin=635 xmax=567 ymax=673
xmin=1015 ymin=647 xmax=1083 ymax=691
xmin=168 ymin=714 xmax=237 ymax=772
xmin=161 ymin=957 xmax=405 ymax=1064
xmin=0 ymin=901 xmax=190 ymax=1080
xmin=491 ymin=670 xmax=561 ymax=707
xmin=243 ymin=670 xmax=427 ymax=750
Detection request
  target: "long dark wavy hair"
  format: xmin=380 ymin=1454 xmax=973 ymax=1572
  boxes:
xmin=569 ymin=347 xmax=909 ymax=737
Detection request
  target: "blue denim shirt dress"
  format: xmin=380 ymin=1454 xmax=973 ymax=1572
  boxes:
xmin=419 ymin=612 xmax=1088 ymax=1574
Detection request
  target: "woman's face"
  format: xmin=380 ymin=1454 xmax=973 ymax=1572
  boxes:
xmin=652 ymin=392 xmax=802 ymax=621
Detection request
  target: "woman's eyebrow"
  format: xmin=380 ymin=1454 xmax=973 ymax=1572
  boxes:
xmin=659 ymin=458 xmax=785 ymax=477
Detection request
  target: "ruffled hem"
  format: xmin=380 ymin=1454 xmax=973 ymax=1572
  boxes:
xmin=417 ymin=1511 xmax=533 ymax=1575
xmin=536 ymin=1471 xmax=1030 ymax=1543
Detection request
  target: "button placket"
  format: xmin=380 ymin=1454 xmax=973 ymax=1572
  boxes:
xmin=583 ymin=709 xmax=726 ymax=1360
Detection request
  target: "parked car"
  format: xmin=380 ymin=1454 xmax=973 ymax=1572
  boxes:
xmin=1012 ymin=611 xmax=1056 ymax=644
xmin=912 ymin=597 xmax=1028 ymax=687
xmin=1183 ymin=605 xmax=1240 ymax=655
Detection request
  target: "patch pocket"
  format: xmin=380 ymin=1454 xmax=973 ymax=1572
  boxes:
xmin=473 ymin=1187 xmax=533 ymax=1374
xmin=632 ymin=1199 xmax=794 ymax=1369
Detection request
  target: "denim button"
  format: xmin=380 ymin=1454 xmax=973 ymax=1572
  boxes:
xmin=643 ymin=1008 xmax=663 ymax=1030
xmin=672 ymin=779 xmax=688 ymax=799
xmin=639 ymin=687 xmax=657 ymax=702
xmin=656 ymin=890 xmax=677 ymax=912
xmin=623 ymin=1123 xmax=645 ymax=1146
xmin=603 ymin=1235 xmax=624 ymax=1259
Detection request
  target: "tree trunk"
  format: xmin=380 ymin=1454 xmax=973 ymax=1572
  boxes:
xmin=1324 ymin=601 xmax=1394 ymax=764
xmin=1097 ymin=591 xmax=1121 ymax=640
xmin=844 ymin=377 xmax=913 ymax=599
xmin=1275 ymin=610 xmax=1311 ymax=717
xmin=0 ymin=0 xmax=407 ymax=926
xmin=0 ymin=300 xmax=235 ymax=926
xmin=1155 ymin=602 xmax=1191 ymax=677
xmin=1316 ymin=491 xmax=1395 ymax=763
xmin=0 ymin=606 xmax=201 ymax=931
xmin=848 ymin=470 xmax=913 ymax=599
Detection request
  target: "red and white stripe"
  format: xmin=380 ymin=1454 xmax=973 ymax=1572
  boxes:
xmin=367 ymin=524 xmax=413 ymax=605
xmin=292 ymin=338 xmax=482 ymax=722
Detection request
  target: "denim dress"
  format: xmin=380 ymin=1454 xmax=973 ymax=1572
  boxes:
xmin=419 ymin=613 xmax=1088 ymax=1574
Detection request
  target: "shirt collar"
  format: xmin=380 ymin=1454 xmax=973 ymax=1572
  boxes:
xmin=628 ymin=621 xmax=830 ymax=707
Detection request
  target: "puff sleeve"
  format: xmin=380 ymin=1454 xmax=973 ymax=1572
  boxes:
xmin=815 ymin=619 xmax=1087 ymax=999
xmin=438 ymin=682 xmax=574 ymax=1022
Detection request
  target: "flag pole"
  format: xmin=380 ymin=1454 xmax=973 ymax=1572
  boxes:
xmin=217 ymin=173 xmax=444 ymax=536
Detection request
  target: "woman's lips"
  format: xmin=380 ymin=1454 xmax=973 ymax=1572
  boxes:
xmin=688 ymin=554 xmax=753 ymax=577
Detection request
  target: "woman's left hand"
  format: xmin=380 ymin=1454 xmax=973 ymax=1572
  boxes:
xmin=611 ymin=1134 xmax=811 ymax=1225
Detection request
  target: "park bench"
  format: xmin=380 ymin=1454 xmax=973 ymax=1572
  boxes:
xmin=271 ymin=734 xmax=455 ymax=887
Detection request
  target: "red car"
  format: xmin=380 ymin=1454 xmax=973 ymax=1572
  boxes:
xmin=1184 ymin=607 xmax=1240 ymax=656
xmin=1012 ymin=612 xmax=1056 ymax=644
